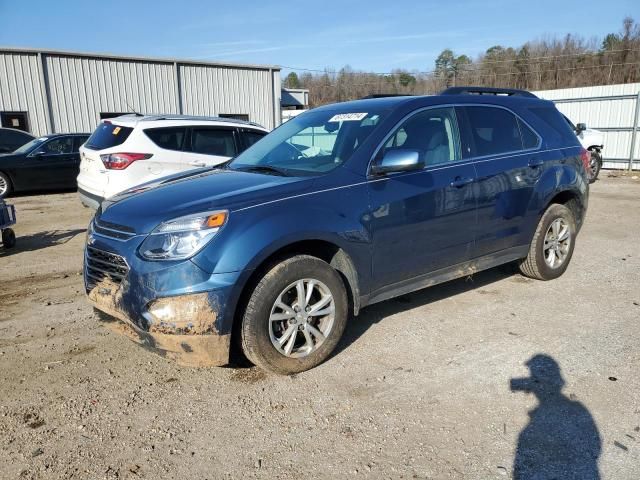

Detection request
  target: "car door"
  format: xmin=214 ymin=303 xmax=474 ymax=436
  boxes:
xmin=367 ymin=107 xmax=477 ymax=292
xmin=184 ymin=127 xmax=239 ymax=168
xmin=457 ymin=106 xmax=543 ymax=258
xmin=16 ymin=136 xmax=76 ymax=189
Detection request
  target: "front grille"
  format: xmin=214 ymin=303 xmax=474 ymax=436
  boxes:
xmin=93 ymin=218 xmax=137 ymax=241
xmin=85 ymin=246 xmax=129 ymax=291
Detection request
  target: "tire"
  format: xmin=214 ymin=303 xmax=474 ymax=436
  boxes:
xmin=240 ymin=255 xmax=348 ymax=375
xmin=1 ymin=228 xmax=16 ymax=249
xmin=588 ymin=150 xmax=602 ymax=183
xmin=0 ymin=172 xmax=11 ymax=199
xmin=519 ymin=204 xmax=576 ymax=281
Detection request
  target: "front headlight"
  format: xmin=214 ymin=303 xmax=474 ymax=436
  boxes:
xmin=140 ymin=210 xmax=228 ymax=260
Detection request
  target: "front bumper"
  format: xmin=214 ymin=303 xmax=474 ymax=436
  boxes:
xmin=90 ymin=290 xmax=231 ymax=367
xmin=85 ymin=229 xmax=244 ymax=367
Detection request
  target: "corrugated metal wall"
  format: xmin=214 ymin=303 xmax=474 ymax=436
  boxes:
xmin=46 ymin=55 xmax=179 ymax=133
xmin=180 ymin=64 xmax=276 ymax=129
xmin=535 ymin=83 xmax=640 ymax=169
xmin=0 ymin=52 xmax=50 ymax=134
xmin=0 ymin=49 xmax=280 ymax=136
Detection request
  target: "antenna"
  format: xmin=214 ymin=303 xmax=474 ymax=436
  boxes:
xmin=125 ymin=101 xmax=143 ymax=116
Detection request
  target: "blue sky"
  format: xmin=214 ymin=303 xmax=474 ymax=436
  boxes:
xmin=0 ymin=0 xmax=636 ymax=75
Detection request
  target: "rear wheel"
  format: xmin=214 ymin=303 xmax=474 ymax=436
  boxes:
xmin=588 ymin=150 xmax=602 ymax=183
xmin=0 ymin=172 xmax=11 ymax=199
xmin=519 ymin=204 xmax=576 ymax=280
xmin=240 ymin=255 xmax=348 ymax=375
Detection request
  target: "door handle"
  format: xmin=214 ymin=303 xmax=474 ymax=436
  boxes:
xmin=189 ymin=161 xmax=206 ymax=167
xmin=528 ymin=158 xmax=544 ymax=168
xmin=450 ymin=176 xmax=474 ymax=188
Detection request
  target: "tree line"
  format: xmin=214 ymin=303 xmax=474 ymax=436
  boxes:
xmin=283 ymin=17 xmax=640 ymax=107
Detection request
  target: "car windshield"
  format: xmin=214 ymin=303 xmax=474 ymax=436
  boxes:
xmin=228 ymin=108 xmax=387 ymax=176
xmin=12 ymin=137 xmax=48 ymax=155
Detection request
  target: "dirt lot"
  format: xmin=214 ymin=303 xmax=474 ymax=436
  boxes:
xmin=1 ymin=176 xmax=639 ymax=479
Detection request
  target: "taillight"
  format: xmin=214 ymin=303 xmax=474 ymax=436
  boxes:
xmin=580 ymin=148 xmax=591 ymax=173
xmin=100 ymin=153 xmax=152 ymax=170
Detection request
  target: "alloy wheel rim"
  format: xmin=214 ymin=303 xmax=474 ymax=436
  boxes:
xmin=269 ymin=278 xmax=335 ymax=358
xmin=543 ymin=218 xmax=571 ymax=268
xmin=0 ymin=176 xmax=7 ymax=196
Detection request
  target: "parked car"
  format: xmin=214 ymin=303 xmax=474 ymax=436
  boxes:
xmin=85 ymin=87 xmax=589 ymax=374
xmin=0 ymin=133 xmax=90 ymax=198
xmin=77 ymin=115 xmax=269 ymax=209
xmin=563 ymin=114 xmax=604 ymax=182
xmin=0 ymin=127 xmax=35 ymax=154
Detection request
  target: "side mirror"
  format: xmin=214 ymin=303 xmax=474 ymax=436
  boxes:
xmin=576 ymin=123 xmax=587 ymax=133
xmin=371 ymin=149 xmax=424 ymax=175
xmin=31 ymin=150 xmax=46 ymax=157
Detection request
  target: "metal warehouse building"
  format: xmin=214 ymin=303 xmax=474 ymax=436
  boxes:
xmin=0 ymin=48 xmax=282 ymax=136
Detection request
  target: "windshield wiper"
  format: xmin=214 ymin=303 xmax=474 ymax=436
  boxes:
xmin=235 ymin=165 xmax=290 ymax=177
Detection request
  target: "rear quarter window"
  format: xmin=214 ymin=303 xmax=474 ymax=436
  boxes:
xmin=85 ymin=123 xmax=133 ymax=150
xmin=527 ymin=106 xmax=578 ymax=146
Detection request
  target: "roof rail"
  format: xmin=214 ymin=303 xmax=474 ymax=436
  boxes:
xmin=360 ymin=94 xmax=411 ymax=99
xmin=440 ymin=86 xmax=538 ymax=98
xmin=139 ymin=114 xmax=264 ymax=128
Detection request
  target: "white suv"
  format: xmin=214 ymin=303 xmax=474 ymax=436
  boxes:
xmin=77 ymin=115 xmax=268 ymax=208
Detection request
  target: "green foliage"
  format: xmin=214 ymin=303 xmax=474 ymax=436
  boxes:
xmin=284 ymin=72 xmax=300 ymax=88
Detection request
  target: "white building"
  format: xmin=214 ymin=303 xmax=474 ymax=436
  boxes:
xmin=0 ymin=48 xmax=282 ymax=136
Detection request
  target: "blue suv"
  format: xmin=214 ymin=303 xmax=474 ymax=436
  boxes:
xmin=85 ymin=87 xmax=589 ymax=374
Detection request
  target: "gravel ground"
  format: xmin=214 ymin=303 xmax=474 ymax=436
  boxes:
xmin=0 ymin=175 xmax=639 ymax=479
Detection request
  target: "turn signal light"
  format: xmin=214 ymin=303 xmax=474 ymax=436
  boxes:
xmin=206 ymin=212 xmax=227 ymax=228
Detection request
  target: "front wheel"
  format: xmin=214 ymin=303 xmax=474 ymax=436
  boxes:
xmin=588 ymin=150 xmax=602 ymax=183
xmin=240 ymin=255 xmax=348 ymax=375
xmin=519 ymin=204 xmax=576 ymax=280
xmin=1 ymin=228 xmax=16 ymax=249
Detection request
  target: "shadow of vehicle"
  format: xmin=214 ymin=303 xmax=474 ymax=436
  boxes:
xmin=0 ymin=228 xmax=85 ymax=256
xmin=511 ymin=354 xmax=601 ymax=479
xmin=335 ymin=264 xmax=517 ymax=356
xmin=6 ymin=187 xmax=77 ymax=199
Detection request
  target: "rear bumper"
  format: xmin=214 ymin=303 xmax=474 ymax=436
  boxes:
xmin=78 ymin=187 xmax=103 ymax=210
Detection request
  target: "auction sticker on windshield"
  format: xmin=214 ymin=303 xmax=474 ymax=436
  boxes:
xmin=328 ymin=113 xmax=368 ymax=122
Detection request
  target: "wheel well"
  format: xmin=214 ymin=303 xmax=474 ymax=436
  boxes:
xmin=548 ymin=190 xmax=581 ymax=225
xmin=229 ymin=240 xmax=361 ymax=363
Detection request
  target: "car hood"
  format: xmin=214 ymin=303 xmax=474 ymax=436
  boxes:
xmin=99 ymin=168 xmax=316 ymax=234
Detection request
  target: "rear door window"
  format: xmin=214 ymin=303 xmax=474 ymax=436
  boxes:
xmin=464 ymin=106 xmax=523 ymax=157
xmin=191 ymin=128 xmax=237 ymax=156
xmin=85 ymin=123 xmax=133 ymax=150
xmin=144 ymin=127 xmax=186 ymax=151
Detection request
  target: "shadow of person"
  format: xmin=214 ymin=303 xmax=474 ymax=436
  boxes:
xmin=511 ymin=354 xmax=601 ymax=480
